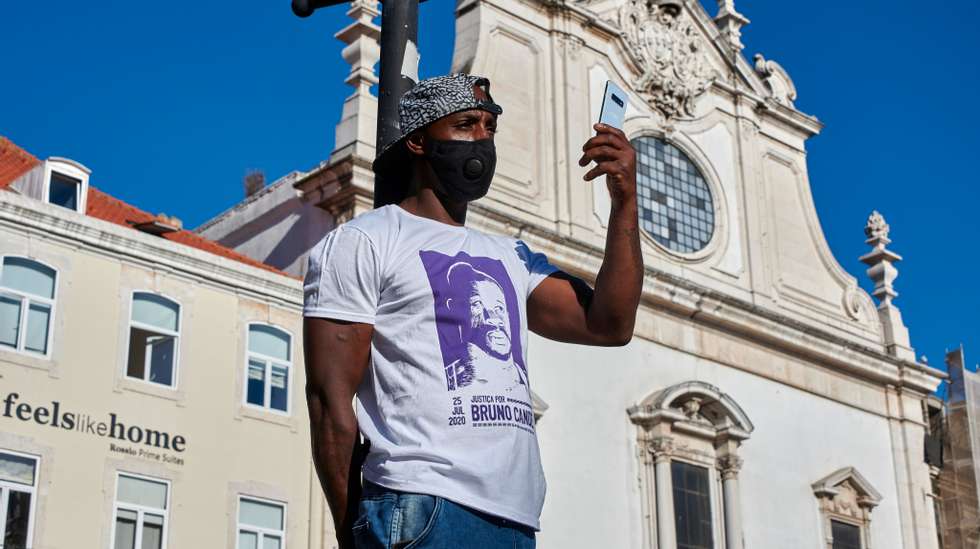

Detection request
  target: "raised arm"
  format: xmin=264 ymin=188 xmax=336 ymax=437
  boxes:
xmin=304 ymin=317 xmax=373 ymax=549
xmin=528 ymin=123 xmax=643 ymax=346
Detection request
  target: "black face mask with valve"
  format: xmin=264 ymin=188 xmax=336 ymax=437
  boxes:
xmin=424 ymin=138 xmax=497 ymax=203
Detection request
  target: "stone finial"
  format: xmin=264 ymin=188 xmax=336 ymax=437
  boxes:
xmin=330 ymin=0 xmax=381 ymax=163
xmin=859 ymin=211 xmax=900 ymax=307
xmin=714 ymin=0 xmax=750 ymax=53
xmin=336 ymin=0 xmax=381 ymax=94
xmin=859 ymin=211 xmax=915 ymax=360
xmin=864 ymin=210 xmax=889 ymax=240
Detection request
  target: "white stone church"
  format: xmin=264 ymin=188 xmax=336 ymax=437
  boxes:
xmin=197 ymin=1 xmax=945 ymax=547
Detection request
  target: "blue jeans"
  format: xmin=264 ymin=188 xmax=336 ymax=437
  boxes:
xmin=352 ymin=481 xmax=536 ymax=549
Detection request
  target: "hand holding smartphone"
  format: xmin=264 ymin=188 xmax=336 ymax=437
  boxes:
xmin=598 ymin=80 xmax=627 ymax=130
xmin=580 ymin=80 xmax=636 ymax=201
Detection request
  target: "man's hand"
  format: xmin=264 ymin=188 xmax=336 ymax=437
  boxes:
xmin=528 ymin=123 xmax=643 ymax=346
xmin=579 ymin=123 xmax=637 ymax=207
xmin=304 ymin=317 xmax=373 ymax=549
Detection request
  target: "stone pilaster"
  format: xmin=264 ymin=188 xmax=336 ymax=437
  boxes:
xmin=649 ymin=436 xmax=677 ymax=549
xmin=718 ymin=454 xmax=744 ymax=549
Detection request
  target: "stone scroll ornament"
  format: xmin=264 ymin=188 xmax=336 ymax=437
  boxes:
xmin=619 ymin=0 xmax=717 ymax=120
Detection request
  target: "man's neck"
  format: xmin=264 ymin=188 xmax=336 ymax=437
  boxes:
xmin=399 ymin=187 xmax=468 ymax=226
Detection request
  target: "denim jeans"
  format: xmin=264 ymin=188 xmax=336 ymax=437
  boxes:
xmin=352 ymin=481 xmax=536 ymax=549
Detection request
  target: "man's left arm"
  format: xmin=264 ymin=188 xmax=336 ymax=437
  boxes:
xmin=528 ymin=123 xmax=643 ymax=346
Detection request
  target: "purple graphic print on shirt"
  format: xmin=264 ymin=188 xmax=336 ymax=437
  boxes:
xmin=419 ymin=250 xmax=528 ymax=392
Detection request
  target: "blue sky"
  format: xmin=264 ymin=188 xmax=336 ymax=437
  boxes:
xmin=2 ymin=1 xmax=977 ymax=384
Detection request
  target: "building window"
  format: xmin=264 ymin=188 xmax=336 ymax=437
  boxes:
xmin=0 ymin=451 xmax=39 ymax=549
xmin=673 ymin=461 xmax=714 ymax=549
xmin=0 ymin=256 xmax=57 ymax=357
xmin=126 ymin=292 xmax=180 ymax=388
xmin=39 ymin=158 xmax=89 ymax=214
xmin=47 ymin=171 xmax=82 ymax=211
xmin=831 ymin=520 xmax=862 ymax=549
xmin=629 ymin=381 xmax=754 ymax=549
xmin=631 ymin=136 xmax=715 ymax=254
xmin=245 ymin=324 xmax=291 ymax=413
xmin=812 ymin=467 xmax=882 ymax=549
xmin=237 ymin=496 xmax=286 ymax=549
xmin=112 ymin=473 xmax=169 ymax=549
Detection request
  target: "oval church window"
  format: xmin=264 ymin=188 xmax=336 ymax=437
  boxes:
xmin=632 ymin=136 xmax=715 ymax=254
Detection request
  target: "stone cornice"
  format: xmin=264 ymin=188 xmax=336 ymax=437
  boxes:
xmin=469 ymin=202 xmax=945 ymax=395
xmin=543 ymin=0 xmax=622 ymax=38
xmin=0 ymin=192 xmax=302 ymax=308
xmin=711 ymin=79 xmax=823 ymax=137
xmin=293 ymin=155 xmax=376 ymax=223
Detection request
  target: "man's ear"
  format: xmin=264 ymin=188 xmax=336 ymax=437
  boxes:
xmin=405 ymin=131 xmax=426 ymax=156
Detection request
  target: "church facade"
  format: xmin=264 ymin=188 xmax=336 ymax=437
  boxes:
xmin=197 ymin=1 xmax=946 ymax=548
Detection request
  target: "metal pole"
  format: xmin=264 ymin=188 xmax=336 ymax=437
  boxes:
xmin=374 ymin=0 xmax=420 ymax=208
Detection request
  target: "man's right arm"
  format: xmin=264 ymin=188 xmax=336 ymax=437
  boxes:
xmin=304 ymin=317 xmax=373 ymax=549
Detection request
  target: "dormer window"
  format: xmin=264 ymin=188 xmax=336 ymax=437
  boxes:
xmin=42 ymin=157 xmax=90 ymax=214
xmin=48 ymin=172 xmax=81 ymax=210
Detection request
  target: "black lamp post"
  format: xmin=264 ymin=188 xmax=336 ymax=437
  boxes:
xmin=292 ymin=0 xmax=423 ymax=208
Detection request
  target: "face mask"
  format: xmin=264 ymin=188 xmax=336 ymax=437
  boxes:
xmin=424 ymin=138 xmax=497 ymax=203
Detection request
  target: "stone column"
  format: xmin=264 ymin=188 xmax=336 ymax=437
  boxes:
xmin=718 ymin=454 xmax=745 ymax=549
xmin=650 ymin=436 xmax=676 ymax=549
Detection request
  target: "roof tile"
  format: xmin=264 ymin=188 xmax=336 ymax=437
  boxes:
xmin=0 ymin=136 xmax=41 ymax=188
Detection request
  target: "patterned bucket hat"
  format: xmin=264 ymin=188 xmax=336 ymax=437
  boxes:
xmin=372 ymin=73 xmax=503 ymax=176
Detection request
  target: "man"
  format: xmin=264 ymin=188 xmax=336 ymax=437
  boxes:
xmin=304 ymin=74 xmax=642 ymax=548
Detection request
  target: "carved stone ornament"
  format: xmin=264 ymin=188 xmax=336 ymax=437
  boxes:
xmin=619 ymin=0 xmax=717 ymax=120
xmin=648 ymin=436 xmax=675 ymax=461
xmin=841 ymin=286 xmax=866 ymax=322
xmin=833 ymin=482 xmax=863 ymax=517
xmin=864 ymin=210 xmax=890 ymax=241
xmin=717 ymin=454 xmax=744 ymax=480
xmin=812 ymin=467 xmax=882 ymax=516
xmin=753 ymin=54 xmax=797 ymax=107
xmin=860 ymin=210 xmax=902 ymax=307
xmin=682 ymin=397 xmax=702 ymax=418
xmin=675 ymin=396 xmax=713 ymax=425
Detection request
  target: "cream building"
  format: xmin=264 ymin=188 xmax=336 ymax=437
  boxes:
xmin=0 ymin=138 xmax=336 ymax=548
xmin=199 ymin=1 xmax=947 ymax=548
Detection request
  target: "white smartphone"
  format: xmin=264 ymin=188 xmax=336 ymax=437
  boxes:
xmin=598 ymin=80 xmax=627 ymax=130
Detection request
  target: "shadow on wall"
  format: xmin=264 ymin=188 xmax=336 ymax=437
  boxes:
xmin=215 ymin=195 xmax=332 ymax=274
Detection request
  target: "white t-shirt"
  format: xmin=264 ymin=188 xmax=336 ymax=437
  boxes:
xmin=303 ymin=205 xmax=559 ymax=529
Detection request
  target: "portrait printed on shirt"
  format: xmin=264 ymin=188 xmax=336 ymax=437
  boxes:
xmin=419 ymin=250 xmax=529 ymax=394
